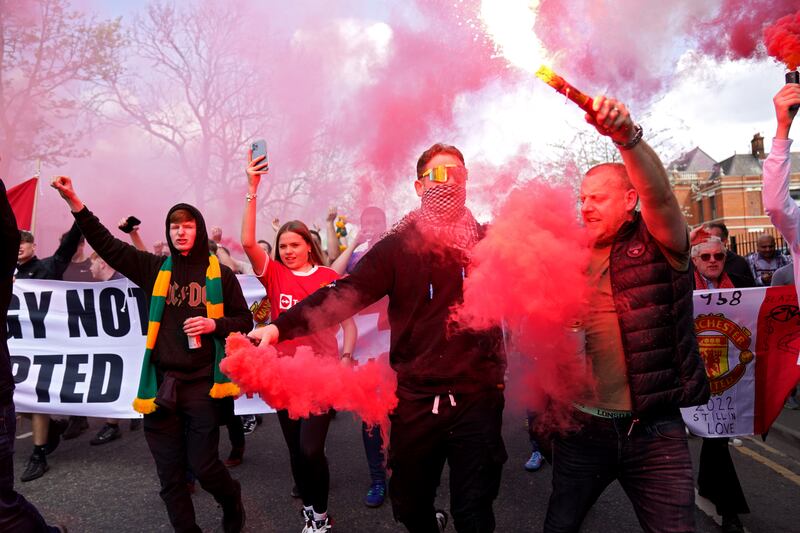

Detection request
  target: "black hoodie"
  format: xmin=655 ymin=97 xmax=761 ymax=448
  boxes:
xmin=73 ymin=204 xmax=252 ymax=378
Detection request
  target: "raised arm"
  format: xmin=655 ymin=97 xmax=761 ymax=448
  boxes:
xmin=763 ymin=84 xmax=800 ymax=246
xmin=241 ymin=151 xmax=270 ymax=277
xmin=330 ymin=229 xmax=365 ymax=276
xmin=326 ymin=207 xmax=342 ymax=262
xmin=51 ymin=176 xmax=162 ymax=289
xmin=118 ymin=217 xmax=148 ymax=251
xmin=588 ymin=96 xmax=687 ymax=253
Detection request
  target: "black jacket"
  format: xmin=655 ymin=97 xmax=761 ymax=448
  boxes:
xmin=610 ymin=213 xmax=710 ymax=418
xmin=16 ymin=221 xmax=82 ymax=280
xmin=0 ymin=181 xmax=20 ymax=403
xmin=272 ymin=221 xmax=506 ymax=396
xmin=73 ymin=204 xmax=252 ymax=378
xmin=725 ymin=251 xmax=756 ymax=287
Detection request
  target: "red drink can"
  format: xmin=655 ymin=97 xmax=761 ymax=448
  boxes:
xmin=188 ymin=335 xmax=202 ymax=350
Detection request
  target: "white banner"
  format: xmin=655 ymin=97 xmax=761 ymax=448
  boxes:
xmin=9 ymin=276 xmax=277 ymax=417
xmin=682 ymin=285 xmax=800 ymax=438
xmin=9 ymin=276 xmax=392 ymax=418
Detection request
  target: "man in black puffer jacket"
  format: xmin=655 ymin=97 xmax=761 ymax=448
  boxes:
xmin=543 ymin=96 xmax=710 ymax=533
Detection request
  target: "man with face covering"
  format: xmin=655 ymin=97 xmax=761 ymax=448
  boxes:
xmin=50 ymin=176 xmax=250 ymax=533
xmin=250 ymin=143 xmax=507 ymax=533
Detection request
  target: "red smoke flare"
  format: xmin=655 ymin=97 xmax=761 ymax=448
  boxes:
xmin=452 ymin=181 xmax=594 ymax=433
xmin=765 ymin=12 xmax=800 ymax=71
xmin=221 ymin=333 xmax=397 ymax=427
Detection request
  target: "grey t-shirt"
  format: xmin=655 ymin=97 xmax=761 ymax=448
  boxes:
xmin=770 ymin=263 xmax=795 ymax=286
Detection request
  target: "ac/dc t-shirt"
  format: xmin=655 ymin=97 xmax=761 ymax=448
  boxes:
xmin=259 ymin=261 xmax=340 ymax=357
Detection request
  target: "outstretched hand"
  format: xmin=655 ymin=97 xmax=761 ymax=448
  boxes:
xmin=50 ymin=176 xmax=84 ymax=212
xmin=586 ymin=95 xmax=635 ymax=146
xmin=247 ymin=324 xmax=280 ymax=346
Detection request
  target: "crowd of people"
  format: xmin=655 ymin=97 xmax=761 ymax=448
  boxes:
xmin=1 ymin=85 xmax=799 ymax=533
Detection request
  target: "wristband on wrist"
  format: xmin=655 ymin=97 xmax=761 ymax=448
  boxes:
xmin=614 ymin=123 xmax=643 ymax=151
xmin=341 ymin=352 xmax=352 ymax=359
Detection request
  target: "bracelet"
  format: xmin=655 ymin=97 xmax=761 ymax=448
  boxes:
xmin=614 ymin=123 xmax=643 ymax=151
xmin=341 ymin=353 xmax=352 ymax=359
xmin=245 ymin=192 xmax=257 ymax=202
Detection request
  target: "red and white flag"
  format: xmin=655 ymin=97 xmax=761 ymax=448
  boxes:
xmin=7 ymin=177 xmax=38 ymax=231
xmin=682 ymin=285 xmax=800 ymax=437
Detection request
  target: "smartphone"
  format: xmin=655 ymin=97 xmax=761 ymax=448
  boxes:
xmin=119 ymin=215 xmax=141 ymax=234
xmin=251 ymin=139 xmax=268 ymax=166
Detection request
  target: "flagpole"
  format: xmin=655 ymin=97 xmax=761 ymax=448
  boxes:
xmin=30 ymin=159 xmax=41 ymax=233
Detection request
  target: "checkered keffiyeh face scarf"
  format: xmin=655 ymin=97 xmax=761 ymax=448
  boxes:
xmin=390 ymin=185 xmax=479 ymax=252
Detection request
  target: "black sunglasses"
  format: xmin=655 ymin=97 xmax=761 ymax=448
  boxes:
xmin=699 ymin=253 xmax=725 ymax=262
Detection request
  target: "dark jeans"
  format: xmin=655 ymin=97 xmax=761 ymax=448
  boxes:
xmin=698 ymin=437 xmax=749 ymax=516
xmin=544 ymin=411 xmax=695 ymax=533
xmin=362 ymin=422 xmax=386 ymax=483
xmin=0 ymin=399 xmax=57 ymax=532
xmin=143 ymin=379 xmax=241 ymax=533
xmin=389 ymin=389 xmax=507 ymax=533
xmin=277 ymin=409 xmax=332 ymax=513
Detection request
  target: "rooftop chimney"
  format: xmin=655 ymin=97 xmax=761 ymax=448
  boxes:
xmin=751 ymin=133 xmax=765 ymax=159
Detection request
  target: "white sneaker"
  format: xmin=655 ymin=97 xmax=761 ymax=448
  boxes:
xmin=301 ymin=509 xmax=314 ymax=533
xmin=310 ymin=516 xmax=332 ymax=532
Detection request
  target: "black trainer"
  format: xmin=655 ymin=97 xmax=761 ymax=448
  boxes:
xmin=62 ymin=416 xmax=88 ymax=440
xmin=90 ymin=423 xmax=121 ymax=445
xmin=222 ymin=499 xmax=245 ymax=533
xmin=21 ymin=452 xmax=48 ymax=482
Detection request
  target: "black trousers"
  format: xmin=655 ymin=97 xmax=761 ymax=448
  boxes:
xmin=389 ymin=388 xmax=507 ymax=533
xmin=277 ymin=409 xmax=332 ymax=513
xmin=144 ymin=378 xmax=241 ymax=533
xmin=698 ymin=437 xmax=749 ymax=516
xmin=0 ymin=398 xmax=56 ymax=532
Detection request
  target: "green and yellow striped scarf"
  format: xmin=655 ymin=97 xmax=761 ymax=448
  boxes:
xmin=133 ymin=254 xmax=239 ymax=414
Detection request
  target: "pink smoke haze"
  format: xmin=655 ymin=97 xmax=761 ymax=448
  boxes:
xmin=221 ymin=333 xmax=398 ymax=427
xmin=765 ymin=11 xmax=800 ymax=71
xmin=452 ymin=181 xmax=594 ymax=432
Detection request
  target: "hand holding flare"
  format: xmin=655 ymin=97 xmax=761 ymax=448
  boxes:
xmin=536 ymin=65 xmax=636 ymax=146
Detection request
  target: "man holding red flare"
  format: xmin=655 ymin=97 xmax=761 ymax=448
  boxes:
xmin=538 ymin=69 xmax=710 ymax=533
xmin=248 ymin=143 xmax=507 ymax=533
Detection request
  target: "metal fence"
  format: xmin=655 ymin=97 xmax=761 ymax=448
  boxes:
xmin=729 ymin=227 xmax=790 ymax=257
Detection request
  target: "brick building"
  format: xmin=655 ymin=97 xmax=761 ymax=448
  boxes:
xmin=669 ymin=134 xmax=800 ymax=254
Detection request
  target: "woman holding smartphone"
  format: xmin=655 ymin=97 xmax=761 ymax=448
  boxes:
xmin=242 ymin=148 xmax=356 ymax=533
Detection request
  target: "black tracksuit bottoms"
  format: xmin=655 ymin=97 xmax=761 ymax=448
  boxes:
xmin=389 ymin=387 xmax=507 ymax=533
xmin=143 ymin=377 xmax=241 ymax=533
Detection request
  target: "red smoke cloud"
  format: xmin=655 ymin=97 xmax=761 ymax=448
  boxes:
xmin=452 ymin=181 xmax=593 ymax=432
xmin=221 ymin=333 xmax=397 ymax=427
xmin=765 ymin=12 xmax=800 ymax=71
xmin=698 ymin=1 xmax=798 ymax=60
xmin=531 ymin=0 xmax=798 ymax=105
